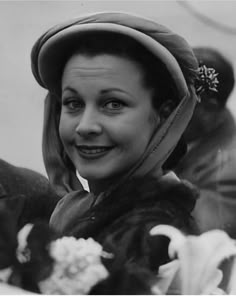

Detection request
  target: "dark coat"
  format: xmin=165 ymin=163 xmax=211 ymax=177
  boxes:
xmin=0 ymin=159 xmax=60 ymax=229
xmin=175 ymin=109 xmax=236 ymax=237
xmin=51 ymin=176 xmax=199 ymax=294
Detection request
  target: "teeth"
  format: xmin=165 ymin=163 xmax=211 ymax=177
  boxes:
xmin=79 ymin=148 xmax=108 ymax=154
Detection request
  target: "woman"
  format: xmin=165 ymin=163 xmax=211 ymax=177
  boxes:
xmin=31 ymin=12 xmax=199 ymax=293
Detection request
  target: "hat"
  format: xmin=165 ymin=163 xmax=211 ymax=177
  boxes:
xmin=31 ymin=12 xmax=198 ymax=99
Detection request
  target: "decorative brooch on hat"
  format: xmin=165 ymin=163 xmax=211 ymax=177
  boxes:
xmin=195 ymin=65 xmax=219 ymax=101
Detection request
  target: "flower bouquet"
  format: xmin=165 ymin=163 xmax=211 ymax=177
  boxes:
xmin=38 ymin=236 xmax=109 ymax=294
xmin=1 ymin=203 xmax=236 ymax=295
xmin=0 ymin=205 xmax=155 ymax=295
xmin=0 ymin=206 xmax=110 ymax=294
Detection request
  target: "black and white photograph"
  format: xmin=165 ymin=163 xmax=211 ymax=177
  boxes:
xmin=0 ymin=1 xmax=236 ymax=294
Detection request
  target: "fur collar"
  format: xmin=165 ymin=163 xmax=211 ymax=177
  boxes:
xmin=66 ymin=175 xmax=199 ymax=238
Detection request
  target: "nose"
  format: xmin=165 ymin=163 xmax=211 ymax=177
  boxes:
xmin=75 ymin=108 xmax=102 ymax=137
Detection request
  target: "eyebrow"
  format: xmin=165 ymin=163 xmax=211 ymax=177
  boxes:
xmin=62 ymin=87 xmax=78 ymax=94
xmin=63 ymin=86 xmax=132 ymax=97
xmin=100 ymin=88 xmax=132 ymax=96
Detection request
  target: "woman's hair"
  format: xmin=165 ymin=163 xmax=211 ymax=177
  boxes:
xmin=54 ymin=32 xmax=180 ymax=110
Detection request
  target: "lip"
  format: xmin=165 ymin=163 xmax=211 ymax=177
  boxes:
xmin=76 ymin=145 xmax=114 ymax=160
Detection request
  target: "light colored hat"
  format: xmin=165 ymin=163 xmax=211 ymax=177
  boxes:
xmin=31 ymin=11 xmax=198 ymax=99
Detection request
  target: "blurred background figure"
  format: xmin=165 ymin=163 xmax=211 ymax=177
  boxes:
xmin=175 ymin=47 xmax=236 ymax=237
xmin=0 ymin=158 xmax=60 ymax=229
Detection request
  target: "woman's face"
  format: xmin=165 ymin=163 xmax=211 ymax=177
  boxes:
xmin=60 ymin=53 xmax=159 ymax=184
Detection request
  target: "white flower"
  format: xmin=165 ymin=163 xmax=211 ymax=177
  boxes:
xmin=150 ymin=225 xmax=236 ymax=295
xmin=16 ymin=223 xmax=33 ymax=263
xmin=39 ymin=237 xmax=109 ymax=294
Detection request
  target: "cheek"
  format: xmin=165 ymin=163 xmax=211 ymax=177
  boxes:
xmin=59 ymin=114 xmax=74 ymax=145
xmin=149 ymin=109 xmax=160 ymax=130
xmin=111 ymin=111 xmax=158 ymax=149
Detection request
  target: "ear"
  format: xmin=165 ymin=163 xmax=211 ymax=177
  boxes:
xmin=159 ymin=100 xmax=176 ymax=122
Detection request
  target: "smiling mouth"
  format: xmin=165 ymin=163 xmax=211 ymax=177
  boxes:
xmin=76 ymin=145 xmax=114 ymax=158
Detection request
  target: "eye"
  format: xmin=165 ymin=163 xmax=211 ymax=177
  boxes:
xmin=62 ymin=98 xmax=84 ymax=111
xmin=104 ymin=100 xmax=125 ymax=111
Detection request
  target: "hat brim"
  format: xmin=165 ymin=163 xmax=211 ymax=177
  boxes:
xmin=38 ymin=22 xmax=188 ymax=97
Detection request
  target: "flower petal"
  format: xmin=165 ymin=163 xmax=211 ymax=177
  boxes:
xmin=150 ymin=224 xmax=186 ymax=258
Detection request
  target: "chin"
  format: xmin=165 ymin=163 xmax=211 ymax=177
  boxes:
xmin=78 ymin=166 xmax=123 ymax=184
xmin=78 ymin=169 xmax=109 ymax=182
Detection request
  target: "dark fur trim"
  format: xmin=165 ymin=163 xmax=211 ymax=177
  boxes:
xmin=84 ymin=177 xmax=199 ymax=295
xmin=67 ymin=176 xmax=199 ymax=239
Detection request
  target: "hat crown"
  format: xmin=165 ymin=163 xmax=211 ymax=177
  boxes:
xmin=31 ymin=11 xmax=198 ymax=94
